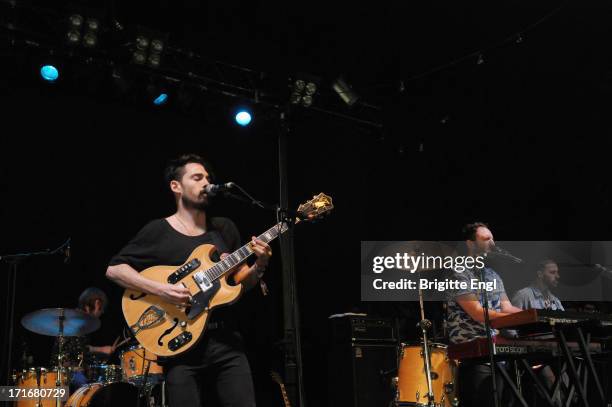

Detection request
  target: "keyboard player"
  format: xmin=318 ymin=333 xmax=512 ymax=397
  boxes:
xmin=512 ymin=259 xmax=564 ymax=311
xmin=512 ymin=259 xmax=566 ymax=405
xmin=446 ymin=222 xmax=522 ymax=407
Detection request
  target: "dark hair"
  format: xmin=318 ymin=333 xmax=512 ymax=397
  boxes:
xmin=462 ymin=221 xmax=489 ymax=241
xmin=163 ymin=154 xmax=214 ymax=186
xmin=78 ymin=287 xmax=108 ymax=312
xmin=536 ymin=259 xmax=557 ymax=273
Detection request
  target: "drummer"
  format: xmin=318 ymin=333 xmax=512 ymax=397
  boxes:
xmin=49 ymin=287 xmax=118 ymax=388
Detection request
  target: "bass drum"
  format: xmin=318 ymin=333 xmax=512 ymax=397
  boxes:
xmin=65 ymin=382 xmax=141 ymax=407
xmin=397 ymin=344 xmax=459 ymax=407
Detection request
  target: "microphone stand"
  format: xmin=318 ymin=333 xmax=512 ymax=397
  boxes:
xmin=217 ymin=174 xmax=307 ymax=407
xmin=0 ymin=239 xmax=70 ymax=390
xmin=221 ymin=189 xmax=310 ymax=222
xmin=479 ymin=264 xmax=500 ymax=407
xmin=416 ymin=271 xmax=436 ymax=407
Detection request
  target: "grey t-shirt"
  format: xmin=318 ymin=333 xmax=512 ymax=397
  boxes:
xmin=446 ymin=267 xmax=507 ymax=344
xmin=512 ymin=285 xmax=564 ymax=311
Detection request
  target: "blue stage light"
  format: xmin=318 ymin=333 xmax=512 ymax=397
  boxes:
xmin=153 ymin=93 xmax=168 ymax=105
xmin=235 ymin=110 xmax=252 ymax=126
xmin=40 ymin=65 xmax=59 ymax=82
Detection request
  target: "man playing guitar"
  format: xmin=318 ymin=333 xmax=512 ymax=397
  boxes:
xmin=106 ymin=153 xmax=271 ymax=407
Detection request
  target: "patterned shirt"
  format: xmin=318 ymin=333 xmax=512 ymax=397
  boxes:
xmin=446 ymin=267 xmax=507 ymax=344
xmin=512 ymin=285 xmax=564 ymax=311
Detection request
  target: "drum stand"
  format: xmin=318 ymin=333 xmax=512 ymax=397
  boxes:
xmin=416 ymin=284 xmax=437 ymax=407
xmin=55 ymin=309 xmax=65 ymax=407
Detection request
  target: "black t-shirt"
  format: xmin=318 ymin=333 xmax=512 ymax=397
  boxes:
xmin=109 ymin=217 xmax=243 ymax=327
xmin=109 ymin=217 xmax=241 ymax=270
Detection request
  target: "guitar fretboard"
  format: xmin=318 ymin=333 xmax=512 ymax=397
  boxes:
xmin=194 ymin=222 xmax=289 ymax=283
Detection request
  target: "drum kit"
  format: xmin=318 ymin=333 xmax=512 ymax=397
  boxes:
xmin=13 ymin=307 xmax=167 ymax=407
xmin=388 ymin=241 xmax=461 ymax=407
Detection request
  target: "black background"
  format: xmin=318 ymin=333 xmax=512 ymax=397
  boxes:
xmin=2 ymin=0 xmax=612 ymax=405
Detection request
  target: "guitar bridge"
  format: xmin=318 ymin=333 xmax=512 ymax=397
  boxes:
xmin=193 ymin=273 xmax=213 ymax=292
xmin=130 ymin=305 xmax=165 ymax=336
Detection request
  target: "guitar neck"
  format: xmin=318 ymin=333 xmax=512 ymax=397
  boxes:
xmin=195 ymin=222 xmax=290 ymax=283
xmin=279 ymin=383 xmax=291 ymax=407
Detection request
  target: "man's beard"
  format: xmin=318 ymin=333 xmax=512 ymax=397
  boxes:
xmin=181 ymin=194 xmax=209 ymax=210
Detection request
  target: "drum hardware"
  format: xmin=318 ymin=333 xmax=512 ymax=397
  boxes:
xmin=396 ymin=344 xmax=457 ymax=407
xmin=416 ymin=282 xmax=435 ymax=405
xmin=18 ymin=306 xmax=170 ymax=407
xmin=20 ymin=307 xmax=101 ymax=407
xmin=119 ymin=345 xmax=164 ymax=386
xmin=87 ymin=364 xmax=123 ymax=384
xmin=391 ymin=242 xmax=459 ymax=407
xmin=13 ymin=366 xmax=70 ymax=407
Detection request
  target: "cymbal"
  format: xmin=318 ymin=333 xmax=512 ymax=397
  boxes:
xmin=21 ymin=308 xmax=100 ymax=337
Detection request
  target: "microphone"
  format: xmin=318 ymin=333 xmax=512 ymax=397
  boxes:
xmin=489 ymin=245 xmax=523 ymax=263
xmin=594 ymin=263 xmax=612 ymax=278
xmin=204 ymin=182 xmax=234 ymax=197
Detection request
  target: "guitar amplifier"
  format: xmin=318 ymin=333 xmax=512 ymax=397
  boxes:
xmin=328 ymin=342 xmax=397 ymax=407
xmin=330 ymin=315 xmax=396 ymax=343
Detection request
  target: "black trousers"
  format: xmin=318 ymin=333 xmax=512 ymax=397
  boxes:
xmin=164 ymin=329 xmax=256 ymax=407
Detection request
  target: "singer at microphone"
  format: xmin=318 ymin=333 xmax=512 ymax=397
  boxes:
xmin=446 ymin=222 xmax=523 ymax=407
xmin=204 ymin=182 xmax=234 ymax=197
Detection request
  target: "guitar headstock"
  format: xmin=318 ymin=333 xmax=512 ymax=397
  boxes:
xmin=270 ymin=370 xmax=291 ymax=407
xmin=297 ymin=193 xmax=334 ymax=222
xmin=270 ymin=370 xmax=283 ymax=385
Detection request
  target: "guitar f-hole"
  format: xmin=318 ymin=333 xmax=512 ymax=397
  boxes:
xmin=158 ymin=318 xmax=179 ymax=346
xmin=129 ymin=292 xmax=147 ymax=300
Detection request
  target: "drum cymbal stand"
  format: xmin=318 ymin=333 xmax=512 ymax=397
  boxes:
xmin=55 ymin=309 xmax=65 ymax=407
xmin=417 ymin=280 xmax=437 ymax=407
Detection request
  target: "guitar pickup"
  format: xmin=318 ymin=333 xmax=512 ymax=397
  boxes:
xmin=168 ymin=332 xmax=193 ymax=352
xmin=168 ymin=259 xmax=201 ymax=284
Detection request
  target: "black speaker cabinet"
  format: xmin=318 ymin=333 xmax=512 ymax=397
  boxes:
xmin=328 ymin=342 xmax=397 ymax=407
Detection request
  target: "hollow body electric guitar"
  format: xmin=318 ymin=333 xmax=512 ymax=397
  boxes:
xmin=122 ymin=193 xmax=333 ymax=357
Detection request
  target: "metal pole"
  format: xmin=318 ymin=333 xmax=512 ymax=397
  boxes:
xmin=278 ymin=110 xmax=306 ymax=407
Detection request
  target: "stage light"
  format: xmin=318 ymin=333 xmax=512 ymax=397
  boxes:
xmin=147 ymin=82 xmax=170 ymax=106
xmin=148 ymin=54 xmax=161 ymax=68
xmin=40 ymin=65 xmax=59 ymax=82
xmin=66 ymin=30 xmax=80 ymax=44
xmin=151 ymin=39 xmax=164 ymax=53
xmin=131 ymin=28 xmax=168 ymax=69
xmin=332 ymin=77 xmax=360 ymax=106
xmin=69 ymin=14 xmax=83 ymax=28
xmin=153 ymin=93 xmax=168 ymax=105
xmin=86 ymin=19 xmax=100 ymax=31
xmin=66 ymin=14 xmax=100 ymax=48
xmin=289 ymin=74 xmax=320 ymax=108
xmin=83 ymin=32 xmax=97 ymax=48
xmin=136 ymin=36 xmax=149 ymax=50
xmin=132 ymin=51 xmax=147 ymax=65
xmin=235 ymin=110 xmax=252 ymax=126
